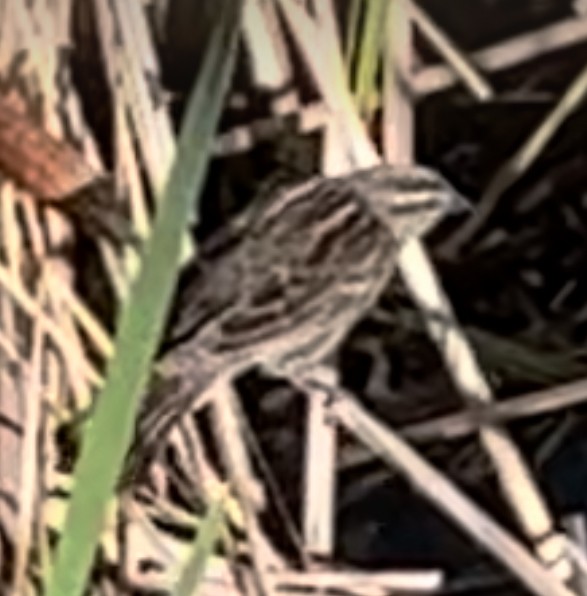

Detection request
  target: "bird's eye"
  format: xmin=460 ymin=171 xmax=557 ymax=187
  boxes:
xmin=388 ymin=198 xmax=442 ymax=215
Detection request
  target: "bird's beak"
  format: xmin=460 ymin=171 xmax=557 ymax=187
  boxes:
xmin=448 ymin=191 xmax=473 ymax=215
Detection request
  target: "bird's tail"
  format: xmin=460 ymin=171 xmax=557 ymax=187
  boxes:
xmin=120 ymin=370 xmax=215 ymax=487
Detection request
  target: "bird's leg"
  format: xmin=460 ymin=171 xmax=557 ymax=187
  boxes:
xmin=293 ymin=364 xmax=340 ymax=397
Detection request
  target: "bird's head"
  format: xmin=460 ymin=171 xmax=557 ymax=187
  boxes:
xmin=353 ymin=164 xmax=471 ymax=244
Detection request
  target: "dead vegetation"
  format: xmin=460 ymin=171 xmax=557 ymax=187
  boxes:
xmin=3 ymin=1 xmax=587 ymax=595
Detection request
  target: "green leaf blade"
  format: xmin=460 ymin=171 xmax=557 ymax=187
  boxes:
xmin=45 ymin=4 xmax=243 ymax=595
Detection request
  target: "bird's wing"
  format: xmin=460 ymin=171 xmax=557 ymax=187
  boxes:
xmin=161 ymin=175 xmax=393 ymax=364
xmin=159 ymin=239 xmax=247 ymax=353
xmin=158 ymin=179 xmax=311 ymax=353
xmin=195 ymin=177 xmax=392 ymax=357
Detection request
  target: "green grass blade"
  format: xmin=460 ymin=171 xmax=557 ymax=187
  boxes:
xmin=173 ymin=498 xmax=226 ymax=596
xmin=44 ymin=4 xmax=242 ymax=595
xmin=354 ymin=0 xmax=388 ymax=118
xmin=344 ymin=0 xmax=363 ymax=71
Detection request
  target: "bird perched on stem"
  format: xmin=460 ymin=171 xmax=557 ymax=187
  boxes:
xmin=127 ymin=164 xmax=469 ymax=480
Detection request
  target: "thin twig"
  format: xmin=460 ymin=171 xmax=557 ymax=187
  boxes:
xmin=12 ymin=308 xmax=43 ymax=595
xmin=0 ymin=262 xmax=102 ymax=388
xmin=46 ymin=273 xmax=114 ymax=360
xmin=212 ymin=378 xmax=281 ymax=596
xmin=414 ymin=16 xmax=587 ymax=97
xmin=339 ymin=375 xmax=587 ymax=470
xmin=443 ymin=59 xmax=587 ymax=256
xmin=409 ymin=0 xmax=494 ymax=101
xmin=329 ymin=386 xmax=574 ymax=596
xmin=273 ymin=567 xmax=444 ymax=594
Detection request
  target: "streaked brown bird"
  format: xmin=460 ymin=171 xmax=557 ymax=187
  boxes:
xmin=129 ymin=164 xmax=469 ymax=476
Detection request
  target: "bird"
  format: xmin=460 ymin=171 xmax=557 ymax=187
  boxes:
xmin=127 ymin=163 xmax=469 ymax=479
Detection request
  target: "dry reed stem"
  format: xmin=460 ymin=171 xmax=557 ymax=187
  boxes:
xmin=444 ymin=58 xmax=587 ymax=256
xmin=415 ymin=16 xmax=587 ymax=96
xmin=12 ymin=313 xmax=43 ymax=594
xmin=278 ymin=0 xmax=567 ymax=578
xmin=330 ymin=386 xmax=574 ymax=596
xmin=273 ymin=568 xmax=443 ymax=594
xmin=390 ymin=0 xmax=568 ymax=576
xmin=92 ymin=0 xmax=194 ymax=264
xmin=408 ymin=0 xmax=494 ymax=101
xmin=302 ymin=380 xmax=337 ymax=556
xmin=562 ymin=515 xmax=587 ymax=594
xmin=243 ymin=0 xmax=298 ymax=114
xmin=212 ymin=17 xmax=587 ymax=161
xmin=212 ymin=379 xmax=284 ymax=595
xmin=0 ymin=262 xmax=102 ymax=388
